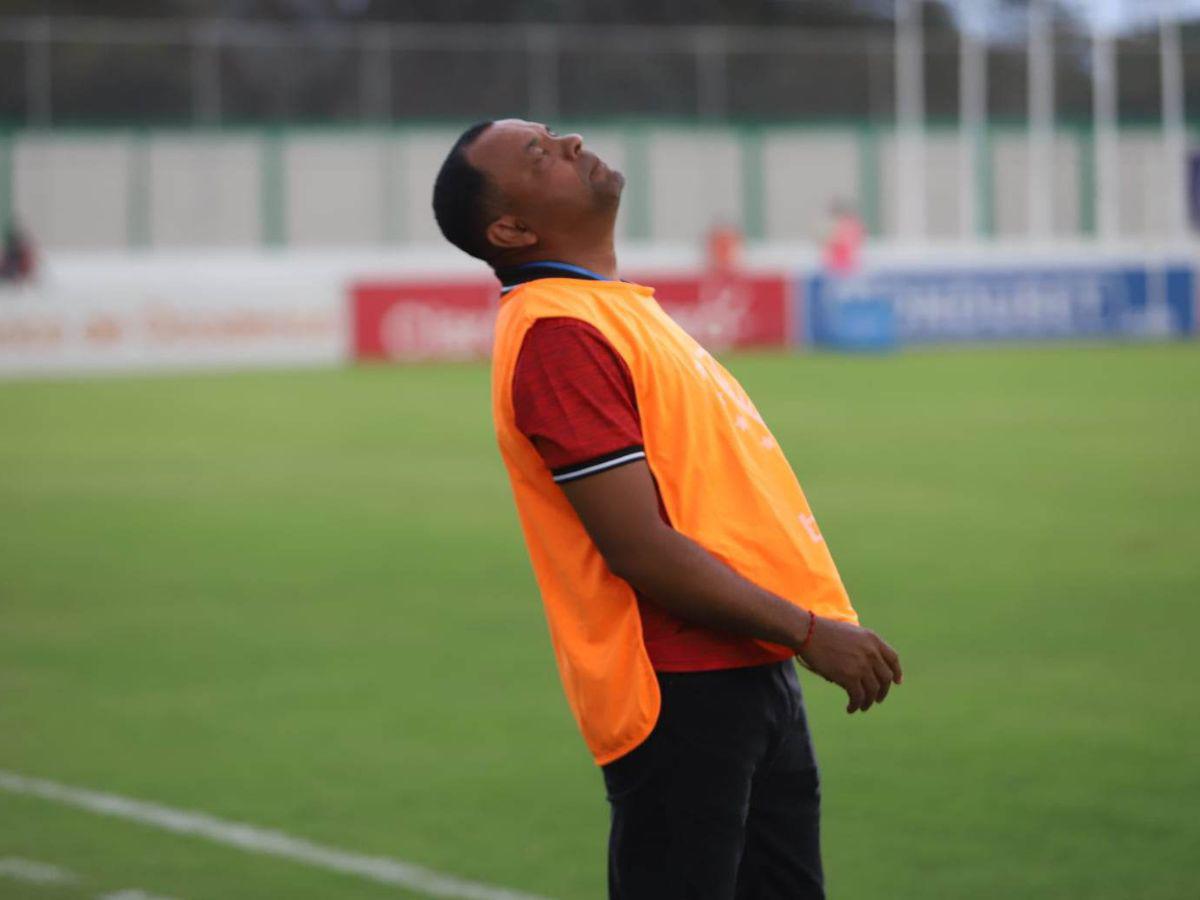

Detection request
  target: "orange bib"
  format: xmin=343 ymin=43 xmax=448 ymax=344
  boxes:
xmin=491 ymin=278 xmax=858 ymax=765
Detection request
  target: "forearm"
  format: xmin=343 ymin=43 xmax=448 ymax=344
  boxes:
xmin=606 ymin=523 xmax=812 ymax=651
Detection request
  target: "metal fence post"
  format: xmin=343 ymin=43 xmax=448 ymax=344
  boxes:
xmin=1092 ymin=16 xmax=1119 ymax=242
xmin=192 ymin=23 xmax=222 ymax=124
xmin=1028 ymin=0 xmax=1056 ymax=238
xmin=527 ymin=25 xmax=559 ymax=123
xmin=959 ymin=0 xmax=986 ymax=240
xmin=895 ymin=0 xmax=927 ymax=240
xmin=1160 ymin=10 xmax=1188 ymax=239
xmin=361 ymin=28 xmax=393 ymax=122
xmin=27 ymin=16 xmax=52 ymax=126
xmin=695 ymin=28 xmax=728 ymax=121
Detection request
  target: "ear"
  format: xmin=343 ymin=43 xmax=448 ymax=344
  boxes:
xmin=486 ymin=214 xmax=538 ymax=252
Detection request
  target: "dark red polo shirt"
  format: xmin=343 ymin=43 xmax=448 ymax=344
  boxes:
xmin=512 ymin=316 xmax=787 ymax=672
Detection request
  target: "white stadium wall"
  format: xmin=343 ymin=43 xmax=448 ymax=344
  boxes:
xmin=879 ymin=131 xmax=969 ymax=239
xmin=284 ymin=135 xmax=393 ymax=246
xmin=399 ymin=129 xmax=460 ymax=244
xmin=1117 ymin=132 xmax=1179 ymax=239
xmin=3 ymin=123 xmax=1197 ymax=378
xmin=14 ymin=135 xmax=133 ymax=250
xmin=761 ymin=131 xmax=861 ymax=242
xmin=5 ymin=123 xmax=1198 ymax=252
xmin=647 ymin=128 xmax=744 ymax=242
xmin=987 ymin=133 xmax=1083 ymax=238
xmin=147 ymin=134 xmax=264 ymax=248
xmin=1 ymin=241 xmax=1195 ymax=378
xmin=0 ymin=253 xmax=353 ymax=377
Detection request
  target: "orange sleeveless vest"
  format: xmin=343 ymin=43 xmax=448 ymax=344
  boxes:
xmin=491 ymin=277 xmax=858 ymax=765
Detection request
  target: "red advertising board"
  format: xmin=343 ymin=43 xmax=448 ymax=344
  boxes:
xmin=644 ymin=272 xmax=789 ymax=352
xmin=351 ymin=271 xmax=791 ymax=363
xmin=352 ymin=280 xmax=497 ymax=362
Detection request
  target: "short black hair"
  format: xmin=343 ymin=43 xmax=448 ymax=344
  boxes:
xmin=432 ymin=121 xmax=498 ymax=263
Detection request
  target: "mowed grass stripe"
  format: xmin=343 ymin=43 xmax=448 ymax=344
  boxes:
xmin=0 ymin=770 xmax=548 ymax=900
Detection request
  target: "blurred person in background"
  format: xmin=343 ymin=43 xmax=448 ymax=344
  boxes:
xmin=0 ymin=225 xmax=37 ymax=284
xmin=433 ymin=119 xmax=902 ymax=900
xmin=821 ymin=198 xmax=864 ymax=276
xmin=706 ymin=221 xmax=744 ymax=274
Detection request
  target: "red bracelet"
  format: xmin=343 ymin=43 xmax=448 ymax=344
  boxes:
xmin=798 ymin=610 xmax=817 ymax=653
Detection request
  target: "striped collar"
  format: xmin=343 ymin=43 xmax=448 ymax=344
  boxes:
xmin=496 ymin=260 xmax=612 ymax=295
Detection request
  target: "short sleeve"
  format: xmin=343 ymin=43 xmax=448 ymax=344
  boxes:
xmin=512 ymin=317 xmax=646 ymax=483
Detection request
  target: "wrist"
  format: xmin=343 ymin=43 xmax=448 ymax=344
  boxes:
xmin=796 ymin=609 xmax=818 ymax=656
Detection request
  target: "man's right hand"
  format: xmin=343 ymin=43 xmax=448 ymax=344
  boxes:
xmin=798 ymin=617 xmax=903 ymax=714
xmin=559 ymin=460 xmax=904 ymax=713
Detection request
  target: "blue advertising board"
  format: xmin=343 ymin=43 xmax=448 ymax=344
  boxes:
xmin=802 ymin=265 xmax=1196 ymax=349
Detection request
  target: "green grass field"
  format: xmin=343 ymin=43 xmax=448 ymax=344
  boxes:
xmin=2 ymin=343 xmax=1199 ymax=899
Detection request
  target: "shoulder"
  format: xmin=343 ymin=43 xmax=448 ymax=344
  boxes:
xmin=521 ymin=316 xmax=608 ymax=347
xmin=510 ymin=320 xmax=642 ymax=460
xmin=515 ymin=317 xmax=627 ymax=384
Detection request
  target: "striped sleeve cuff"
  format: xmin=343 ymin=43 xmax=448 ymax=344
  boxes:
xmin=551 ymin=445 xmax=647 ymax=484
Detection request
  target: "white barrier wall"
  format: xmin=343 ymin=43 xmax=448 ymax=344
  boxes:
xmin=648 ymin=128 xmax=744 ymax=242
xmin=1117 ymin=133 xmax=1177 ymax=239
xmin=400 ymin=129 xmax=459 ymax=244
xmin=14 ymin=136 xmax=133 ymax=249
xmin=879 ymin=132 xmax=968 ymax=239
xmin=761 ymin=131 xmax=861 ymax=241
xmin=988 ymin=134 xmax=1083 ymax=238
xmin=285 ymin=135 xmax=392 ymax=246
xmin=0 ymin=253 xmax=351 ymax=377
xmin=4 ymin=125 xmax=1196 ymax=251
xmin=149 ymin=135 xmax=262 ymax=247
xmin=1 ymin=241 xmax=1194 ymax=379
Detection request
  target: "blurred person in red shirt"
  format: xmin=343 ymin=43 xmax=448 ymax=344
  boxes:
xmin=706 ymin=221 xmax=743 ymax=274
xmin=821 ymin=199 xmax=863 ymax=276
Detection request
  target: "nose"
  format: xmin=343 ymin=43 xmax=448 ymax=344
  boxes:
xmin=560 ymin=132 xmax=583 ymax=159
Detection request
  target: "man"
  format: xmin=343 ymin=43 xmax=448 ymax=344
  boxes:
xmin=432 ymin=119 xmax=903 ymax=899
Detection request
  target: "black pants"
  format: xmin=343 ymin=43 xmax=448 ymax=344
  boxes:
xmin=601 ymin=660 xmax=824 ymax=900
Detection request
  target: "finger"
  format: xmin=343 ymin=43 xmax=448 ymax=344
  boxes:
xmin=845 ymin=681 xmax=865 ymax=714
xmin=871 ymin=656 xmax=894 ymax=704
xmin=859 ymin=672 xmax=880 ymax=713
xmin=877 ymin=639 xmax=903 ymax=684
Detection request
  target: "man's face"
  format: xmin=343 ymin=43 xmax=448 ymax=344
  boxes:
xmin=465 ymin=119 xmax=624 ymax=251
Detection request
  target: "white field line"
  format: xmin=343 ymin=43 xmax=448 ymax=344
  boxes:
xmin=0 ymin=770 xmax=552 ymax=900
xmin=0 ymin=857 xmax=77 ymax=884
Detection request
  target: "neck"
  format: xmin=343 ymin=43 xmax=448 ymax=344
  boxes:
xmin=552 ymin=244 xmax=618 ymax=280
xmin=502 ymin=238 xmax=619 ymax=281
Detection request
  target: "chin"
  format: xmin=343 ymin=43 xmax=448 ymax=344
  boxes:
xmin=601 ymin=169 xmax=626 ymax=200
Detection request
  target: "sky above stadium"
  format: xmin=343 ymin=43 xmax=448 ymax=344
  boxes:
xmin=945 ymin=0 xmax=1200 ymax=36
